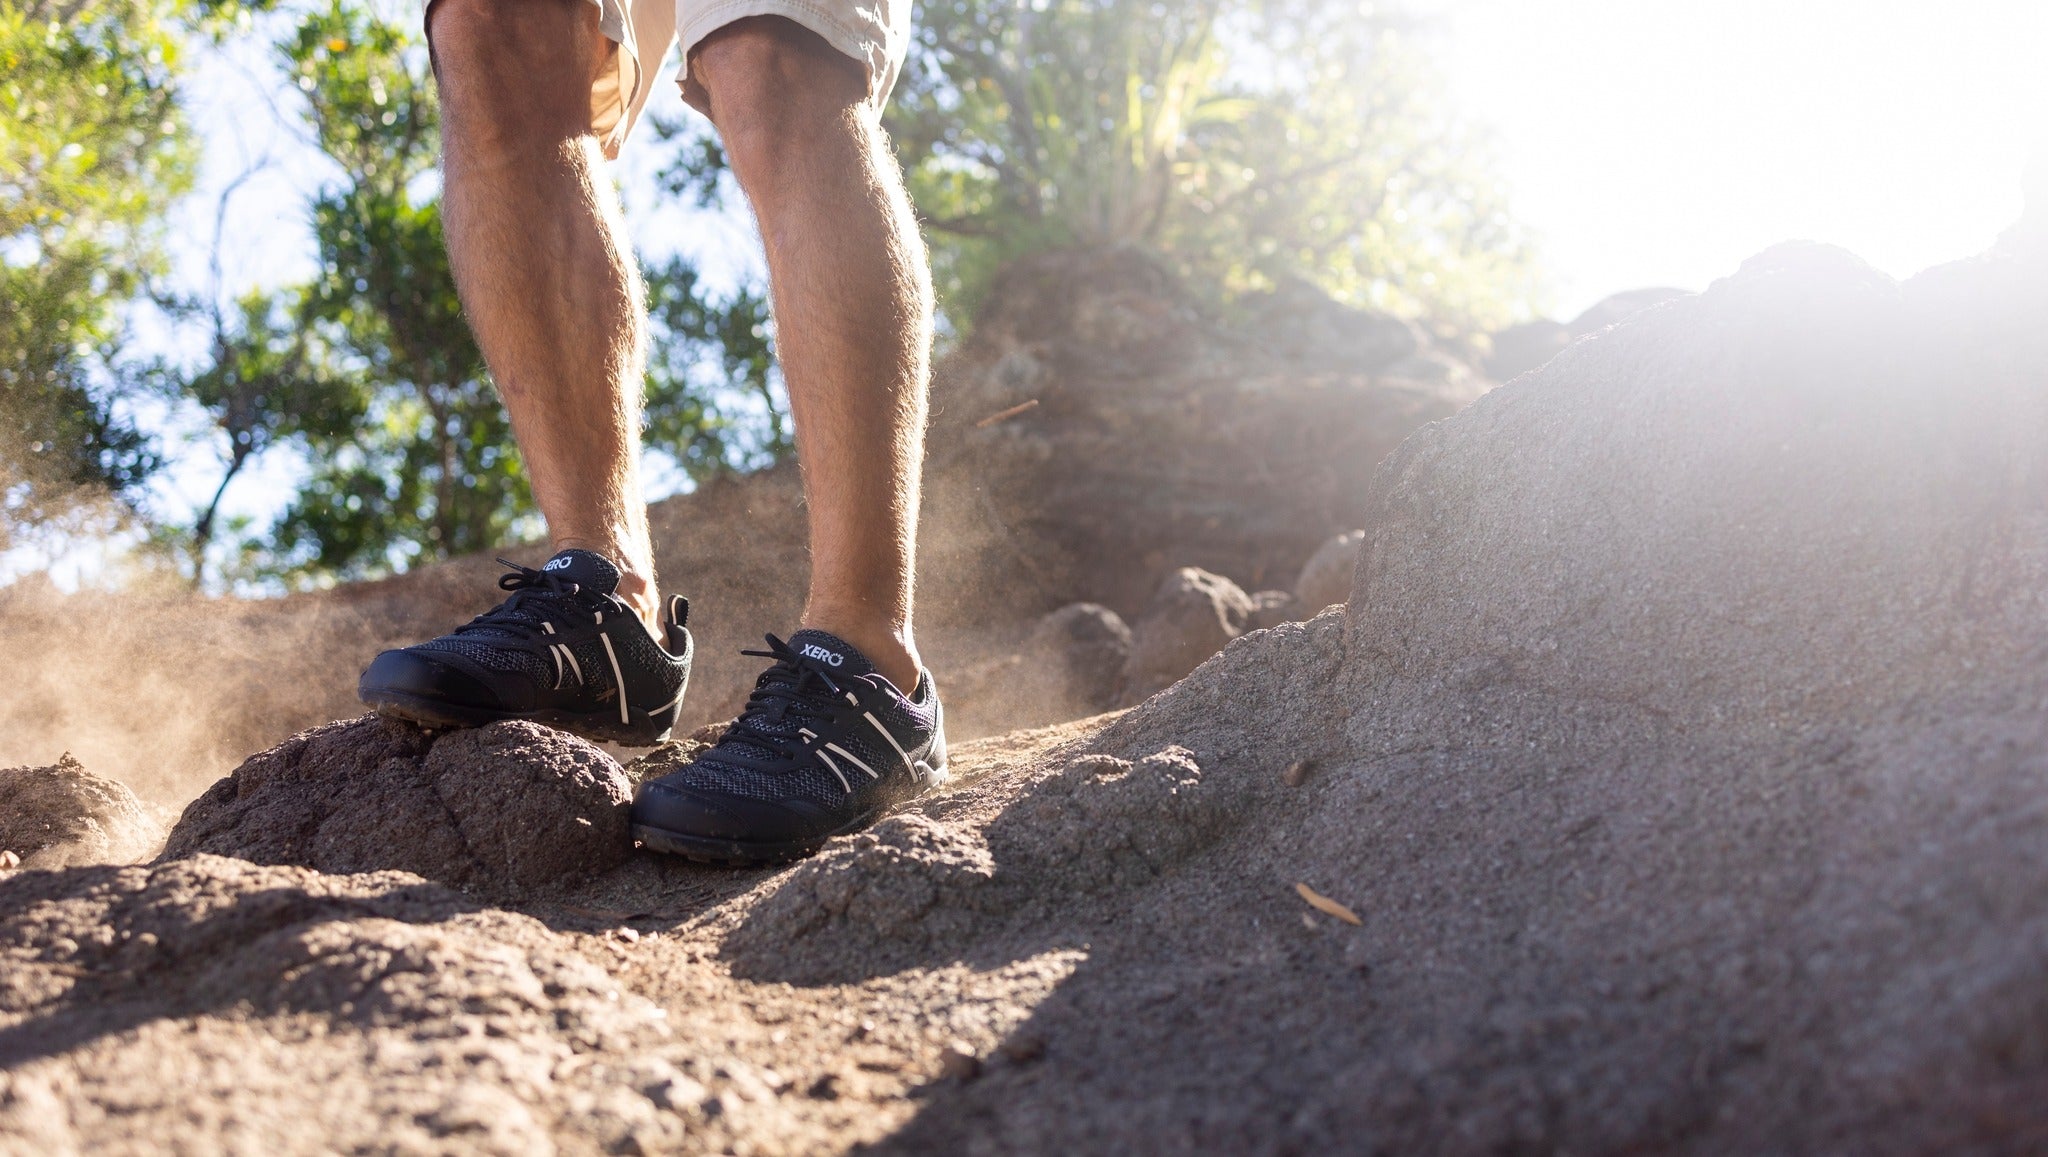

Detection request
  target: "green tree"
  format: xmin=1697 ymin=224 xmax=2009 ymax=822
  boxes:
xmin=642 ymin=255 xmax=788 ymax=478
xmin=161 ymin=2 xmax=791 ymax=585
xmin=887 ymin=0 xmax=1535 ymax=330
xmin=262 ymin=1 xmax=524 ymax=579
xmin=0 ymin=0 xmax=197 ymax=539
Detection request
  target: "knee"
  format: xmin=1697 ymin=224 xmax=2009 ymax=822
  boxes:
xmin=426 ymin=0 xmax=517 ymax=74
xmin=692 ymin=18 xmax=869 ymax=180
xmin=429 ymin=0 xmax=602 ymax=136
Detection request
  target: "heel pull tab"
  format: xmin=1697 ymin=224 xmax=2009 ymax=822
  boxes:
xmin=667 ymin=594 xmax=689 ymax=629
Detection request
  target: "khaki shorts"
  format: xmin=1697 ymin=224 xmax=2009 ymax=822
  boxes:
xmin=585 ymin=0 xmax=909 ymax=157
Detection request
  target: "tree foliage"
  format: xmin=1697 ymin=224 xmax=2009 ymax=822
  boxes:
xmin=0 ymin=0 xmax=196 ymax=535
xmin=260 ymin=1 xmax=522 ymax=578
xmin=887 ymin=0 xmax=1535 ymax=330
xmin=6 ymin=0 xmax=1537 ymax=586
xmin=160 ymin=2 xmax=785 ymax=586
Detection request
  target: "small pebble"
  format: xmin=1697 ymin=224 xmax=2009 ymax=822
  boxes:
xmin=938 ymin=1042 xmax=982 ymax=1082
xmin=1283 ymin=759 xmax=1316 ymax=787
xmin=0 ymin=850 xmax=18 ymax=870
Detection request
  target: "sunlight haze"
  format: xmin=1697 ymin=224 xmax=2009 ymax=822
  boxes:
xmin=1428 ymin=0 xmax=2047 ymax=315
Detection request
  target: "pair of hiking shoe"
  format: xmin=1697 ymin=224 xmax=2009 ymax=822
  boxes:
xmin=357 ymin=549 xmax=946 ymax=864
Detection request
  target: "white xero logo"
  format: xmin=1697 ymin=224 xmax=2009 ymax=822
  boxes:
xmin=800 ymin=644 xmax=844 ymax=666
xmin=543 ymin=556 xmax=573 ymax=572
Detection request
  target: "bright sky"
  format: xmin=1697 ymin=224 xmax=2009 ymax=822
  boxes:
xmin=1425 ymin=0 xmax=2047 ymax=316
xmin=17 ymin=0 xmax=2047 ymax=587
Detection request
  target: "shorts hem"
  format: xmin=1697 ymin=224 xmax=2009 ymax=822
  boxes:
xmin=675 ymin=0 xmax=897 ymax=115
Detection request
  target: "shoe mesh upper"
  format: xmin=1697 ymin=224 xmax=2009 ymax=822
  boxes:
xmin=667 ymin=631 xmax=938 ymax=808
xmin=415 ymin=634 xmax=553 ymax=689
xmin=390 ymin=551 xmax=684 ymax=713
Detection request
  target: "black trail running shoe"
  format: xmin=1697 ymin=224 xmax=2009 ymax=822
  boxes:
xmin=358 ymin=549 xmax=692 ymax=746
xmin=631 ymin=629 xmax=947 ymax=864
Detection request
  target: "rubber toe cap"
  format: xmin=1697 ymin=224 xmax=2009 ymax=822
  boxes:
xmin=358 ymin=649 xmax=515 ymax=712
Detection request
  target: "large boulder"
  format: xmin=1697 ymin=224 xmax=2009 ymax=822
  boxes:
xmin=0 ymin=755 xmax=159 ymax=868
xmin=162 ymin=717 xmax=634 ymax=895
xmin=1349 ymin=242 xmax=2047 ymax=729
xmin=0 ymin=854 xmax=691 ymax=1154
xmin=974 ymin=240 xmax=2048 ymax=1155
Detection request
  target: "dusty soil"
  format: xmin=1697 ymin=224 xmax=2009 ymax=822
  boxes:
xmin=4 ymin=236 xmax=2048 ymax=1154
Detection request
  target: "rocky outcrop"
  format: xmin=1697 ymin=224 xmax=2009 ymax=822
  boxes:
xmin=0 ymin=756 xmax=159 ymax=868
xmin=162 ymin=717 xmax=633 ymax=896
xmin=993 ymin=239 xmax=2048 ymax=1155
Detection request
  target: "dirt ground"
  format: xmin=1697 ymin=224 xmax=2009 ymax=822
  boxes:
xmin=6 ymin=239 xmax=2048 ymax=1154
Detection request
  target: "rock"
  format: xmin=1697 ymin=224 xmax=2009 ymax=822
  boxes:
xmin=1022 ymin=602 xmax=1131 ymax=710
xmin=1485 ymin=319 xmax=1572 ymax=380
xmin=1235 ymin=277 xmax=1424 ymax=374
xmin=1035 ymin=239 xmax=2048 ymax=1155
xmin=162 ymin=717 xmax=632 ymax=895
xmin=1118 ymin=568 xmax=1254 ymax=704
xmin=1349 ymin=241 xmax=2032 ymax=727
xmin=1565 ymin=286 xmax=1692 ymax=336
xmin=0 ymin=755 xmax=160 ymax=868
xmin=987 ymin=747 xmax=1224 ymax=889
xmin=722 ymin=813 xmax=1000 ymax=984
xmin=0 ymin=853 xmax=684 ymax=1153
xmin=942 ymin=603 xmax=1133 ymax=739
xmin=937 ymin=1043 xmax=982 ymax=1082
xmin=1292 ymin=529 xmax=1364 ymax=613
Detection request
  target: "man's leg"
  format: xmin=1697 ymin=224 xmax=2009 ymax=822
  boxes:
xmin=429 ymin=0 xmax=663 ymax=635
xmin=690 ymin=18 xmax=934 ymax=693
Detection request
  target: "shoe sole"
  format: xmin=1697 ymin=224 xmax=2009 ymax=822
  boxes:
xmin=363 ymin=689 xmax=678 ymax=747
xmin=631 ymin=760 xmax=951 ymax=866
